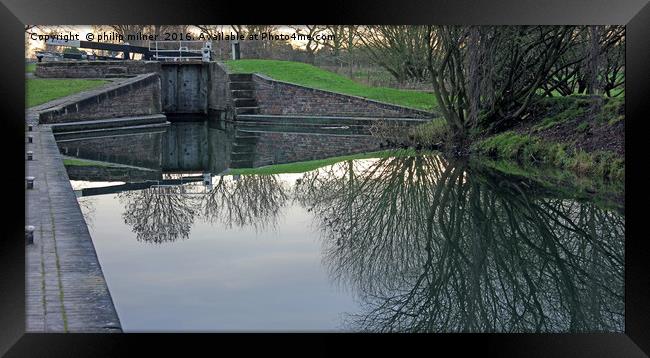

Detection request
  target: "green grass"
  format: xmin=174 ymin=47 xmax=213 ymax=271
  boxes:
xmin=26 ymin=78 xmax=109 ymax=107
xmin=472 ymin=131 xmax=624 ymax=181
xmin=475 ymin=158 xmax=624 ymax=211
xmin=532 ymin=96 xmax=592 ymax=132
xmin=576 ymin=122 xmax=589 ymax=133
xmin=63 ymin=158 xmax=114 ymax=167
xmin=26 ymin=63 xmax=36 ymax=73
xmin=597 ymin=97 xmax=625 ymax=125
xmin=530 ymin=95 xmax=624 ymax=132
xmin=227 ymin=149 xmax=416 ymax=175
xmin=224 ymin=59 xmax=438 ymax=111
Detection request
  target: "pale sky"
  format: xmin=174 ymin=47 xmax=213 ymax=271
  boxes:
xmin=26 ymin=25 xmax=312 ymax=58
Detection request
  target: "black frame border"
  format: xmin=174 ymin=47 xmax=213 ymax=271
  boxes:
xmin=1 ymin=0 xmax=648 ymax=356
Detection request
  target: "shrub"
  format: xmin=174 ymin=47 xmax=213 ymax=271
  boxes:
xmin=408 ymin=119 xmax=449 ymax=145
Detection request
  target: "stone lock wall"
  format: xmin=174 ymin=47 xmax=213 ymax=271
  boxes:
xmin=208 ymin=62 xmax=231 ymax=112
xmin=39 ymin=73 xmax=162 ymax=124
xmin=252 ymin=74 xmax=433 ymax=119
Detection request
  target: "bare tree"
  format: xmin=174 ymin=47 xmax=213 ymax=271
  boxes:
xmin=538 ymin=26 xmax=624 ymax=97
xmin=292 ymin=25 xmax=325 ymax=64
xmin=426 ymin=26 xmax=576 ymax=142
xmin=357 ymin=26 xmax=431 ymax=83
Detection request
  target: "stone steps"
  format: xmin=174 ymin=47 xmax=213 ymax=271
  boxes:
xmin=235 ymin=107 xmax=260 ymax=115
xmin=228 ymin=131 xmax=260 ymax=168
xmin=229 ymin=74 xmax=260 ymax=115
xmin=232 ymin=142 xmax=256 ymax=153
xmin=228 ymin=73 xmax=253 ymax=82
xmin=231 ymin=152 xmax=256 ymax=162
xmin=231 ymin=90 xmax=254 ymax=99
xmin=233 ymin=98 xmax=257 ymax=107
xmin=229 ymin=81 xmax=255 ymax=91
xmin=232 ymin=135 xmax=258 ymax=145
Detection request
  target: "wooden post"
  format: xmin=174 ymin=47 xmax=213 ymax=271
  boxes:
xmin=231 ymin=40 xmax=240 ymax=60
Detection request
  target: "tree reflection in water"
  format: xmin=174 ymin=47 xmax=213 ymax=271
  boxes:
xmin=296 ymin=154 xmax=624 ymax=333
xmin=118 ymin=174 xmax=290 ymax=242
xmin=202 ymin=175 xmax=289 ymax=230
xmin=118 ymin=186 xmax=199 ymax=244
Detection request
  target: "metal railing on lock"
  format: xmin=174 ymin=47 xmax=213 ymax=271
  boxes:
xmin=148 ymin=40 xmax=210 ymax=62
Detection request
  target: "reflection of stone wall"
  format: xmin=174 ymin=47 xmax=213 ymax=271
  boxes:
xmin=39 ymin=73 xmax=162 ymax=123
xmin=35 ymin=61 xmax=161 ymax=78
xmin=252 ymin=132 xmax=383 ymax=167
xmin=66 ymin=165 xmax=161 ymax=182
xmin=252 ymin=74 xmax=433 ymax=118
xmin=58 ymin=131 xmax=164 ymax=169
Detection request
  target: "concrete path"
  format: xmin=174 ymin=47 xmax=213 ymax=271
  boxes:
xmin=25 ymin=114 xmax=122 ymax=332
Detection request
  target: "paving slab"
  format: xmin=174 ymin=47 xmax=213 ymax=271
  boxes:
xmin=25 ymin=106 xmax=122 ymax=333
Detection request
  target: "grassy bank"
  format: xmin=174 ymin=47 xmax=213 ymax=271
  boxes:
xmin=26 ymin=78 xmax=109 ymax=107
xmin=471 ymin=131 xmax=624 ymax=181
xmin=63 ymin=158 xmax=115 ymax=167
xmin=405 ymin=95 xmax=625 ymax=181
xmin=224 ymin=59 xmax=437 ymax=111
xmin=26 ymin=63 xmax=36 ymax=73
xmin=227 ymin=149 xmax=416 ymax=175
xmin=471 ymin=96 xmax=624 ymax=181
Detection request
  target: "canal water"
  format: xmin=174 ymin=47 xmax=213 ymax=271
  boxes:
xmin=59 ymin=120 xmax=624 ymax=332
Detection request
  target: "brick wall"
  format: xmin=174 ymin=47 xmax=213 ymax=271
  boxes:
xmin=35 ymin=61 xmax=161 ymax=78
xmin=252 ymin=74 xmax=433 ymax=119
xmin=39 ymin=73 xmax=162 ymax=124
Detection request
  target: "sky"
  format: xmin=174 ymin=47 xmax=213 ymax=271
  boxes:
xmin=26 ymin=25 xmax=311 ymax=58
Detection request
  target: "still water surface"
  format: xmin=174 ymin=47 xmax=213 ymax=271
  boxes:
xmin=63 ymin=122 xmax=624 ymax=332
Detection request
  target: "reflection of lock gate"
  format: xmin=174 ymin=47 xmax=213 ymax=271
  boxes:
xmin=149 ymin=172 xmax=213 ymax=195
xmin=149 ymin=41 xmax=212 ymax=62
